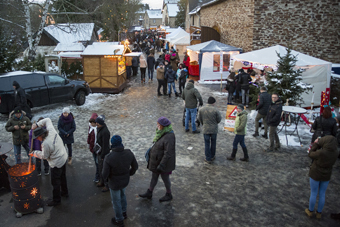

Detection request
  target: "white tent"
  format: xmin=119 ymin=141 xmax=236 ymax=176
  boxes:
xmin=232 ymin=45 xmax=332 ymax=107
xmin=166 ymin=27 xmax=188 ymax=42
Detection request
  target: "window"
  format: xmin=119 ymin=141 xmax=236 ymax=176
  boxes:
xmin=153 ymin=19 xmax=156 ymax=24
xmin=192 ymin=16 xmax=195 ymax=25
xmin=213 ymin=54 xmax=230 ymax=72
xmin=47 ymin=75 xmax=65 ymax=86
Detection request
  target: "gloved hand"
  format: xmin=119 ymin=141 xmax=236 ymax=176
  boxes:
xmin=156 ymin=164 xmax=165 ymax=173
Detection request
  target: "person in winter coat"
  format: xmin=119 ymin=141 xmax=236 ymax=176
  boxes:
xmin=183 ymin=52 xmax=190 ymax=69
xmin=5 ymin=106 xmax=32 ymax=164
xmin=311 ymin=107 xmax=337 ymax=142
xmin=227 ymin=104 xmax=249 ymax=161
xmin=305 ymin=135 xmax=339 ymax=219
xmin=139 ymin=54 xmax=147 ymax=83
xmin=87 ymin=113 xmax=99 ymax=183
xmin=253 ymin=87 xmax=272 ymax=138
xmin=132 ymin=57 xmax=139 ymax=77
xmin=95 ymin=115 xmax=111 ymax=192
xmin=182 ymin=80 xmax=203 ymax=133
xmin=31 ymin=118 xmax=69 ymax=206
xmin=165 ymin=52 xmax=171 ymax=63
xmin=170 ymin=51 xmax=180 ymax=72
xmin=226 ymin=70 xmax=236 ymax=104
xmin=198 ymin=97 xmax=222 ymax=163
xmin=12 ymin=81 xmax=32 ymax=119
xmin=155 ymin=56 xmax=164 ymax=69
xmin=164 ymin=65 xmax=178 ymax=98
xmin=179 ymin=66 xmax=188 ymax=95
xmin=126 ymin=57 xmax=132 ymax=80
xmin=103 ymin=135 xmax=138 ymax=227
xmin=29 ymin=117 xmax=49 ymax=176
xmin=265 ymin=94 xmax=283 ymax=152
xmin=147 ymin=54 xmax=156 ymax=81
xmin=139 ymin=117 xmax=176 ymax=202
xmin=156 ymin=62 xmax=166 ymax=96
xmin=165 ymin=42 xmax=169 ymax=52
xmin=58 ymin=107 xmax=76 ymax=165
xmin=238 ymin=69 xmax=252 ymax=107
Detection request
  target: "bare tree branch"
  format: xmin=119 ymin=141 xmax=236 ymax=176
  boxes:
xmin=0 ymin=18 xmax=25 ymax=29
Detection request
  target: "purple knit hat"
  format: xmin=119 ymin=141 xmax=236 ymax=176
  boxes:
xmin=157 ymin=117 xmax=171 ymax=127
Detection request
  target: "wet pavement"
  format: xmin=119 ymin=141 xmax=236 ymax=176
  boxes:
xmin=1 ymin=59 xmax=340 ymax=227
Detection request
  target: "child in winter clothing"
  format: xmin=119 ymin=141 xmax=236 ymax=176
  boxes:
xmin=58 ymin=107 xmax=76 ymax=165
xmin=87 ymin=113 xmax=99 ymax=183
xmin=29 ymin=117 xmax=49 ymax=175
xmin=227 ymin=104 xmax=249 ymax=161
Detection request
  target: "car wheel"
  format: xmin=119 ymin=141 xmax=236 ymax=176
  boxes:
xmin=75 ymin=90 xmax=86 ymax=106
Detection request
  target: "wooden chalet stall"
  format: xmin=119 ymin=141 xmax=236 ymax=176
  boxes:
xmin=81 ymin=42 xmax=131 ymax=93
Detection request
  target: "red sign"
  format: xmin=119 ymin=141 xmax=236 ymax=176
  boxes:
xmin=298 ymin=113 xmax=311 ymax=128
xmin=320 ymin=88 xmax=331 ymax=114
xmin=228 ymin=106 xmax=238 ymax=118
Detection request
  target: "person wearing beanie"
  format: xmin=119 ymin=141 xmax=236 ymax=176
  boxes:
xmin=88 ymin=113 xmax=99 ymax=183
xmin=227 ymin=104 xmax=249 ymax=162
xmin=198 ymin=97 xmax=221 ymax=164
xmin=139 ymin=117 xmax=176 ymax=202
xmin=5 ymin=106 xmax=32 ymax=164
xmin=12 ymin=80 xmax=32 ymax=119
xmin=182 ymin=79 xmax=203 ymax=133
xmin=95 ymin=114 xmax=111 ymax=192
xmin=265 ymin=93 xmax=282 ymax=152
xmin=58 ymin=107 xmax=76 ymax=165
xmin=102 ymin=135 xmax=138 ymax=226
xmin=253 ymin=86 xmax=271 ymax=139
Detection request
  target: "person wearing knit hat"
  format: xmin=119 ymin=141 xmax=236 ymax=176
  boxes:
xmin=139 ymin=117 xmax=176 ymax=202
xmin=103 ymin=135 xmax=138 ymax=226
xmin=198 ymin=96 xmax=221 ymax=164
xmin=189 ymin=79 xmax=194 ymax=84
xmin=88 ymin=112 xmax=99 ymax=183
xmin=227 ymin=104 xmax=249 ymax=162
xmin=58 ymin=107 xmax=76 ymax=165
xmin=95 ymin=115 xmax=105 ymax=125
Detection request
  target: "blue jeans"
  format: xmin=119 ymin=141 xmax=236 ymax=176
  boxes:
xmin=233 ymin=135 xmax=246 ymax=149
xmin=92 ymin=153 xmax=99 ymax=181
xmin=13 ymin=144 xmax=30 ymax=164
xmin=309 ymin=178 xmax=330 ymax=213
xmin=168 ymin=82 xmax=177 ymax=94
xmin=110 ymin=187 xmax=127 ymax=222
xmin=204 ymin=134 xmax=217 ymax=161
xmin=185 ymin=108 xmax=197 ymax=131
xmin=148 ymin=68 xmax=154 ymax=80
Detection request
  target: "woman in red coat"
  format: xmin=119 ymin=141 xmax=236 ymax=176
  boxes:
xmin=183 ymin=52 xmax=190 ymax=69
xmin=87 ymin=113 xmax=99 ymax=183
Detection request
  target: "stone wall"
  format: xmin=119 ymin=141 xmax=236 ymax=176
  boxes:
xmin=253 ymin=0 xmax=340 ymax=63
xmin=200 ymin=0 xmax=255 ymax=52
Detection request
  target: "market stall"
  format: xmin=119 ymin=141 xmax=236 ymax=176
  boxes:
xmin=233 ymin=45 xmax=332 ymax=107
xmin=81 ymin=42 xmax=131 ymax=93
xmin=186 ymin=40 xmax=242 ymax=80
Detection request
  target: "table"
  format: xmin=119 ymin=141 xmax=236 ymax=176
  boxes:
xmin=278 ymin=106 xmax=307 ymax=146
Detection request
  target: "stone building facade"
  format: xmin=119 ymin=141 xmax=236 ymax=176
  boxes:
xmin=200 ymin=0 xmax=340 ymax=63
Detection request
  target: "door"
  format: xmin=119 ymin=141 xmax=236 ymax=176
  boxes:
xmin=46 ymin=74 xmax=73 ymax=103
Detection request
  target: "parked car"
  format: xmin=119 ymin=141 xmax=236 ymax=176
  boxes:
xmin=0 ymin=71 xmax=91 ymax=114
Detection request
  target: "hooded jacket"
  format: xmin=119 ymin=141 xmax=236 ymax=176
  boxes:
xmin=309 ymin=135 xmax=339 ymax=181
xmin=182 ymin=82 xmax=203 ymax=109
xmin=267 ymin=99 xmax=283 ymax=127
xmin=156 ymin=67 xmax=165 ymax=80
xmin=5 ymin=113 xmax=32 ymax=146
xmin=234 ymin=110 xmax=248 ymax=135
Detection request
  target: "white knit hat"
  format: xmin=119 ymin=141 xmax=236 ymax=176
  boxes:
xmin=63 ymin=107 xmax=70 ymax=114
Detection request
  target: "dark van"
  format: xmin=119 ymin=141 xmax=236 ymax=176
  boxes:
xmin=0 ymin=72 xmax=91 ymax=114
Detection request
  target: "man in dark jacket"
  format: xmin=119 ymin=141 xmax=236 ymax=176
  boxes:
xmin=182 ymin=80 xmax=203 ymax=133
xmin=95 ymin=115 xmax=111 ymax=192
xmin=131 ymin=57 xmax=139 ymax=77
xmin=5 ymin=107 xmax=32 ymax=164
xmin=178 ymin=67 xmax=188 ymax=95
xmin=238 ymin=69 xmax=252 ymax=107
xmin=253 ymin=87 xmax=272 ymax=138
xmin=103 ymin=135 xmax=138 ymax=227
xmin=12 ymin=81 xmax=32 ymax=119
xmin=265 ymin=94 xmax=282 ymax=152
xmin=164 ymin=65 xmax=178 ymax=97
xmin=147 ymin=54 xmax=156 ymax=81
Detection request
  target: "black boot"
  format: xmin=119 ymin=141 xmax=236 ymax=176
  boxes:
xmin=139 ymin=189 xmax=152 ymax=199
xmin=111 ymin=218 xmax=124 ymax=227
xmin=175 ymin=92 xmax=179 ymax=97
xmin=252 ymin=132 xmax=259 ymax=137
xmin=227 ymin=149 xmax=237 ymax=160
xmin=168 ymin=93 xmax=171 ymax=98
xmin=240 ymin=147 xmax=249 ymax=162
xmin=159 ymin=193 xmax=173 ymax=202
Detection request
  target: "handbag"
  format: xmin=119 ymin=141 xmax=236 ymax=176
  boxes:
xmin=93 ymin=143 xmax=101 ymax=154
xmin=145 ymin=143 xmax=154 ymax=162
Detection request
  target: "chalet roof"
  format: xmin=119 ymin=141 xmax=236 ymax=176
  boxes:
xmin=188 ymin=0 xmax=211 ymax=12
xmin=44 ymin=23 xmax=96 ymax=44
xmin=82 ymin=42 xmax=125 ymax=56
xmin=54 ymin=43 xmax=85 ymax=52
xmin=147 ymin=9 xmax=162 ymax=19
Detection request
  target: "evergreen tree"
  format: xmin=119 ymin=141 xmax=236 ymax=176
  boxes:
xmin=0 ymin=26 xmax=21 ymax=73
xmin=266 ymin=47 xmax=311 ymax=106
xmin=175 ymin=0 xmax=187 ymax=28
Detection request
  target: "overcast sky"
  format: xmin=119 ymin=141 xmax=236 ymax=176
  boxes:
xmin=142 ymin=0 xmax=163 ymax=9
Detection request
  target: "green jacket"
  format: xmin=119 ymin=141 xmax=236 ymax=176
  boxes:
xmin=234 ymin=110 xmax=248 ymax=135
xmin=182 ymin=82 xmax=203 ymax=109
xmin=198 ymin=104 xmax=222 ymax=134
xmin=5 ymin=114 xmax=32 ymax=146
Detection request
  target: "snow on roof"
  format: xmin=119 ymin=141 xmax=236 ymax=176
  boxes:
xmin=44 ymin=23 xmax=96 ymax=44
xmin=54 ymin=43 xmax=85 ymax=52
xmin=147 ymin=9 xmax=162 ymax=19
xmin=189 ymin=6 xmax=201 ymax=15
xmin=0 ymin=71 xmax=32 ymax=77
xmin=82 ymin=42 xmax=125 ymax=56
xmin=164 ymin=0 xmax=179 ymax=3
xmin=58 ymin=52 xmax=83 ymax=58
xmin=201 ymin=0 xmax=220 ymax=8
xmin=167 ymin=4 xmax=179 ymax=17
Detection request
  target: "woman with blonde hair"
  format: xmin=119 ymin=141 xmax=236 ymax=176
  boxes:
xmin=140 ymin=54 xmax=147 ymax=83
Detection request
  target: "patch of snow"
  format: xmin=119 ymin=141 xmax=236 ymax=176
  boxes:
xmin=147 ymin=9 xmax=162 ymax=19
xmin=82 ymin=43 xmax=125 ymax=56
xmin=198 ymin=80 xmax=228 ymax=84
xmin=54 ymin=43 xmax=85 ymax=52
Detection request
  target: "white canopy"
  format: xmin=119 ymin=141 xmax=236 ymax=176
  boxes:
xmin=171 ymin=35 xmax=190 ymax=45
xmin=166 ymin=27 xmax=187 ymax=41
xmin=233 ymin=45 xmax=332 ymax=107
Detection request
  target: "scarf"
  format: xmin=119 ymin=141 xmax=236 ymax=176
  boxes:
xmin=88 ymin=123 xmax=97 ymax=144
xmin=153 ymin=125 xmax=173 ymax=143
xmin=61 ymin=113 xmax=73 ymax=124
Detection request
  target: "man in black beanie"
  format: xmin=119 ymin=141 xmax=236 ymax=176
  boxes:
xmin=198 ymin=96 xmax=221 ymax=163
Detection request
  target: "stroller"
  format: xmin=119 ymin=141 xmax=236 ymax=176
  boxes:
xmin=182 ymin=104 xmax=201 ymax=127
